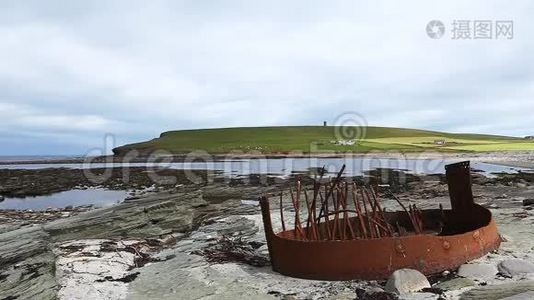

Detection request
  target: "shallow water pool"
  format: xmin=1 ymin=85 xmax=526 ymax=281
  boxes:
xmin=0 ymin=188 xmax=128 ymax=211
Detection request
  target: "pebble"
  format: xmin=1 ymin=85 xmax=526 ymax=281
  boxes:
xmin=498 ymin=259 xmax=534 ymax=277
xmin=385 ymin=269 xmax=430 ymax=294
xmin=0 ymin=195 xmax=4 ymax=202
xmin=329 ymin=291 xmax=357 ymax=300
xmin=457 ymin=263 xmax=498 ymax=281
xmin=240 ymin=200 xmax=259 ymax=206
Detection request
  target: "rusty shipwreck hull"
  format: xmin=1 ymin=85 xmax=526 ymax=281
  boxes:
xmin=260 ymin=161 xmax=502 ymax=280
xmin=261 ymin=203 xmax=500 ymax=280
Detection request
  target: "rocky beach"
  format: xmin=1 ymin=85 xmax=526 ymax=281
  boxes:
xmin=1 ymin=157 xmax=534 ymax=300
xmin=3 ymin=1 xmax=534 ymax=298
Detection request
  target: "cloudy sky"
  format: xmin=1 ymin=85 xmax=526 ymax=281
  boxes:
xmin=1 ymin=1 xmax=533 ymax=155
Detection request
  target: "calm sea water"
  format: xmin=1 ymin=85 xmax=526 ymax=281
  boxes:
xmin=0 ymin=155 xmax=81 ymax=162
xmin=0 ymin=157 xmax=528 ymax=177
xmin=0 ymin=188 xmax=128 ymax=211
xmin=0 ymin=157 xmax=530 ymax=211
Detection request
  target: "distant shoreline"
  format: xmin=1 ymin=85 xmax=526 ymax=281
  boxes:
xmin=0 ymin=151 xmax=532 ymax=169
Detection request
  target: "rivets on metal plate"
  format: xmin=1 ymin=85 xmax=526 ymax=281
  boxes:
xmin=395 ymin=240 xmax=406 ymax=257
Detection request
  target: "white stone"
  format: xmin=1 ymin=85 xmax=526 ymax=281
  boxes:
xmin=240 ymin=199 xmax=259 ymax=206
xmin=457 ymin=263 xmax=498 ymax=281
xmin=498 ymin=259 xmax=534 ymax=277
xmin=385 ymin=269 xmax=430 ymax=294
xmin=398 ymin=292 xmax=439 ymax=299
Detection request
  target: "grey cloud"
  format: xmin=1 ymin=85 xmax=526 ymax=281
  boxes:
xmin=0 ymin=0 xmax=533 ymax=154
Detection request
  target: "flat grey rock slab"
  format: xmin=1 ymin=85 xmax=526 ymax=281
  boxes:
xmin=458 ymin=263 xmax=498 ymax=281
xmin=498 ymin=259 xmax=534 ymax=277
xmin=435 ymin=277 xmax=475 ymax=291
xmin=460 ymin=280 xmax=534 ymax=300
xmin=500 ymin=291 xmax=534 ymax=300
xmin=0 ymin=226 xmax=57 ymax=300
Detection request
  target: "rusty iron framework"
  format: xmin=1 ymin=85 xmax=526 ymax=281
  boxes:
xmin=260 ymin=161 xmax=501 ymax=280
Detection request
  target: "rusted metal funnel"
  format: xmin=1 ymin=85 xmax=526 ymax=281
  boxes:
xmin=260 ymin=161 xmax=501 ymax=280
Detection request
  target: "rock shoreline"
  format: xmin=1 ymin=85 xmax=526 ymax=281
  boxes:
xmin=0 ymin=167 xmax=211 ymax=198
xmin=1 ymin=166 xmax=534 ymax=299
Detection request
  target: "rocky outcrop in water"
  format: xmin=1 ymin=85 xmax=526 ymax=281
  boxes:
xmin=0 ymin=168 xmax=211 ymax=198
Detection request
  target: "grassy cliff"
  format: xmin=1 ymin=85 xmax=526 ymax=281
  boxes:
xmin=113 ymin=126 xmax=531 ymax=155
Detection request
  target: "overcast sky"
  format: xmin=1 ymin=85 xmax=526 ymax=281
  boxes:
xmin=1 ymin=1 xmax=533 ymax=155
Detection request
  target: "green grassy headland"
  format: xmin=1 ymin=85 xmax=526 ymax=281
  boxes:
xmin=113 ymin=126 xmax=534 ymax=155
